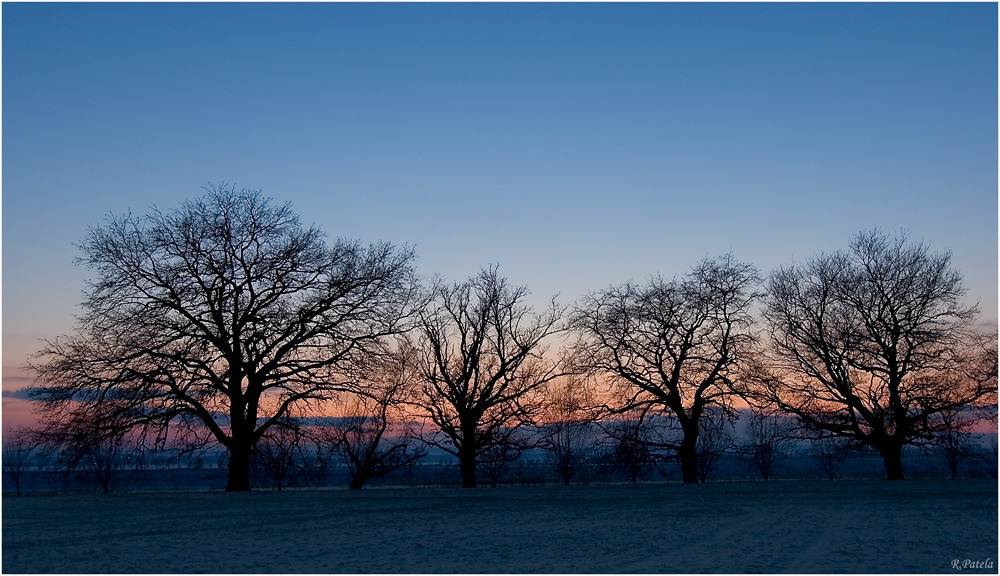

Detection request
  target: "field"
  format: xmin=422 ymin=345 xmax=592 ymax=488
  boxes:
xmin=3 ymin=479 xmax=997 ymax=574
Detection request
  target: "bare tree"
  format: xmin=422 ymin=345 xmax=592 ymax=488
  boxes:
xmin=328 ymin=347 xmax=427 ymax=489
xmin=253 ymin=422 xmax=305 ymax=490
xmin=332 ymin=412 xmax=424 ymax=490
xmin=695 ymin=407 xmax=735 ymax=482
xmin=543 ymin=422 xmax=591 ymax=486
xmin=738 ymin=407 xmax=793 ymax=481
xmin=412 ymin=268 xmax=563 ymax=488
xmin=809 ymin=435 xmax=853 ymax=480
xmin=755 ymin=230 xmax=997 ymax=480
xmin=987 ymin=435 xmax=999 ymax=479
xmin=3 ymin=427 xmax=35 ymax=495
xmin=79 ymin=433 xmax=144 ymax=494
xmin=571 ymin=255 xmax=760 ymax=483
xmin=932 ymin=408 xmax=981 ymax=479
xmin=603 ymin=415 xmax=656 ymax=484
xmin=29 ymin=186 xmax=418 ymax=491
xmin=298 ymin=431 xmax=340 ymax=487
xmin=541 ymin=376 xmax=595 ymax=486
xmin=41 ymin=413 xmax=147 ymax=494
xmin=478 ymin=438 xmax=522 ymax=487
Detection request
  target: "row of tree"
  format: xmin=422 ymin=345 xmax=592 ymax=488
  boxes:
xmin=7 ymin=406 xmax=995 ymax=494
xmin=23 ymin=186 xmax=997 ymax=490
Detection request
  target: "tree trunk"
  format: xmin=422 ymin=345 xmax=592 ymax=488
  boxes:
xmin=226 ymin=444 xmax=253 ymax=491
xmin=946 ymin=449 xmax=959 ymax=479
xmin=348 ymin=463 xmax=372 ymax=490
xmin=226 ymin=398 xmax=255 ymax=491
xmin=98 ymin=463 xmax=111 ymax=493
xmin=879 ymin=444 xmax=905 ymax=481
xmin=679 ymin=431 xmax=699 ymax=484
xmin=458 ymin=447 xmax=477 ymax=488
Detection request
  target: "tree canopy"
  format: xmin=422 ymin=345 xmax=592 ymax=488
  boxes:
xmin=31 ymin=186 xmax=418 ymax=490
xmin=412 ymin=268 xmax=564 ymax=487
xmin=755 ymin=230 xmax=996 ymax=480
xmin=570 ymin=254 xmax=760 ymax=483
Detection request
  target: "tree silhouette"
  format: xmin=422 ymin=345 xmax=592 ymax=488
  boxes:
xmin=543 ymin=421 xmax=591 ymax=486
xmin=540 ymin=376 xmax=594 ymax=486
xmin=738 ymin=407 xmax=792 ymax=481
xmin=30 ymin=186 xmax=418 ymax=491
xmin=602 ymin=415 xmax=656 ymax=484
xmin=988 ymin=436 xmax=999 ymax=479
xmin=78 ymin=432 xmax=142 ymax=494
xmin=932 ymin=407 xmax=982 ymax=479
xmin=571 ymin=255 xmax=759 ymax=483
xmin=326 ymin=345 xmax=427 ymax=490
xmin=478 ymin=438 xmax=522 ymax=487
xmin=695 ymin=407 xmax=734 ymax=482
xmin=2 ymin=427 xmax=35 ymax=495
xmin=809 ymin=435 xmax=853 ymax=480
xmin=253 ymin=422 xmax=306 ymax=490
xmin=755 ymin=230 xmax=997 ymax=480
xmin=412 ymin=268 xmax=563 ymax=488
xmin=35 ymin=410 xmax=146 ymax=494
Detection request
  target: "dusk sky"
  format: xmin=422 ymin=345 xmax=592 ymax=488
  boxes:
xmin=3 ymin=3 xmax=997 ymax=415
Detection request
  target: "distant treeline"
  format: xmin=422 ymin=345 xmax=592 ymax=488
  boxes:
xmin=4 ymin=417 xmax=996 ymax=495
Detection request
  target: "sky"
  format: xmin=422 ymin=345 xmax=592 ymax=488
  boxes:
xmin=3 ymin=3 xmax=997 ymax=425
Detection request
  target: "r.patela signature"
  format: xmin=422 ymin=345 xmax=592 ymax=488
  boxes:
xmin=952 ymin=559 xmax=994 ymax=571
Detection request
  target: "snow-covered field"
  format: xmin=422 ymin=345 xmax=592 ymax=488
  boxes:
xmin=3 ymin=479 xmax=996 ymax=574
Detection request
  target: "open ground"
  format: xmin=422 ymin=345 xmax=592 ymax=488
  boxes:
xmin=3 ymin=479 xmax=996 ymax=573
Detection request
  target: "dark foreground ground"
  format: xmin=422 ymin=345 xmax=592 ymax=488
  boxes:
xmin=3 ymin=479 xmax=997 ymax=573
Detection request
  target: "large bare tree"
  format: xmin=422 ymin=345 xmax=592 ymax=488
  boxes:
xmin=412 ymin=268 xmax=563 ymax=488
xmin=571 ymin=255 xmax=759 ymax=483
xmin=757 ymin=230 xmax=997 ymax=480
xmin=29 ymin=186 xmax=418 ymax=490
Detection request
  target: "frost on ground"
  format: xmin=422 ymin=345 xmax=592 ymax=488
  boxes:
xmin=3 ymin=479 xmax=996 ymax=574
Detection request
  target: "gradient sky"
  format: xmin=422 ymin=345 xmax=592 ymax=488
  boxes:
xmin=3 ymin=3 xmax=997 ymax=415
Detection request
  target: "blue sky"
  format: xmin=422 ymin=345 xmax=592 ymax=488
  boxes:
xmin=3 ymin=3 xmax=997 ymax=390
